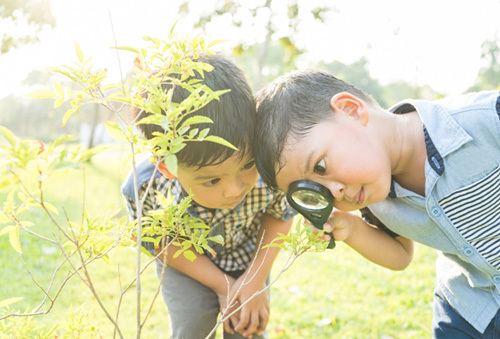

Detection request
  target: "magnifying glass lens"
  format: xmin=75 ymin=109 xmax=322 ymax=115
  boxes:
xmin=287 ymin=180 xmax=336 ymax=249
xmin=290 ymin=190 xmax=329 ymax=210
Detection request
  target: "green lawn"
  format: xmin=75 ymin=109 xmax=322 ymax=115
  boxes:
xmin=0 ymin=147 xmax=436 ymax=338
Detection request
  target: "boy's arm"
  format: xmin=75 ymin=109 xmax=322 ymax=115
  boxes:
xmin=322 ymin=210 xmax=413 ymax=271
xmin=155 ymin=243 xmax=235 ymax=308
xmin=228 ymin=213 xmax=293 ymax=337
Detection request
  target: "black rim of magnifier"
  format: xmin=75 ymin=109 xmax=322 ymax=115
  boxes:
xmin=286 ymin=180 xmax=334 ymax=227
xmin=288 ymin=180 xmax=333 ymax=203
xmin=287 ymin=180 xmax=336 ymax=249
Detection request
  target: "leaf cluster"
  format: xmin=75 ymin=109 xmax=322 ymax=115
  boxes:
xmin=266 ymin=217 xmax=331 ymax=256
xmin=138 ymin=190 xmax=223 ymax=262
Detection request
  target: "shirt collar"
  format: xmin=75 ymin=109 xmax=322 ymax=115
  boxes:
xmin=387 ymin=99 xmax=473 ymax=198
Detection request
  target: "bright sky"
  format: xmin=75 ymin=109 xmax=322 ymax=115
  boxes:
xmin=1 ymin=0 xmax=500 ymax=98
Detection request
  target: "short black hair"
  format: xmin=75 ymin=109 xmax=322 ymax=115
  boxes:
xmin=255 ymin=69 xmax=377 ymax=190
xmin=133 ymin=53 xmax=256 ymax=168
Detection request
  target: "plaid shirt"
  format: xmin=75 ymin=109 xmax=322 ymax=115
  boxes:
xmin=121 ymin=157 xmax=296 ymax=272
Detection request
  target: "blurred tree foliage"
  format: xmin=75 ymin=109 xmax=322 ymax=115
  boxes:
xmin=320 ymin=57 xmax=389 ymax=107
xmin=468 ymin=34 xmax=500 ymax=92
xmin=180 ymin=0 xmax=443 ymax=105
xmin=0 ymin=0 xmax=56 ymax=53
xmin=1 ymin=0 xmax=496 ymax=142
xmin=0 ymin=70 xmax=74 ymax=140
xmin=0 ymin=69 xmax=107 ymax=143
xmin=318 ymin=57 xmax=443 ymax=107
xmin=180 ymin=0 xmax=331 ymax=89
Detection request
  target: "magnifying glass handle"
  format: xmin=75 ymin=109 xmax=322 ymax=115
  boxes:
xmin=326 ymin=232 xmax=336 ymax=249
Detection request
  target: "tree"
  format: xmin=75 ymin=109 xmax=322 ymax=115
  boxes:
xmin=468 ymin=34 xmax=500 ymax=92
xmin=318 ymin=57 xmax=443 ymax=107
xmin=180 ymin=0 xmax=331 ymax=89
xmin=0 ymin=33 xmax=329 ymax=338
xmin=319 ymin=57 xmax=389 ymax=107
xmin=0 ymin=0 xmax=56 ymax=53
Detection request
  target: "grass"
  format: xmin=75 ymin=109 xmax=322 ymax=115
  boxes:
xmin=0 ymin=146 xmax=436 ymax=338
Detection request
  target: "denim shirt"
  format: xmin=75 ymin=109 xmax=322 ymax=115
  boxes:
xmin=368 ymin=91 xmax=500 ymax=332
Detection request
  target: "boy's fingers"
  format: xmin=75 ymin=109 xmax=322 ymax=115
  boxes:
xmin=243 ymin=312 xmax=260 ymax=337
xmin=256 ymin=310 xmax=269 ymax=334
xmin=323 ymin=223 xmax=334 ymax=232
xmin=223 ymin=316 xmax=235 ymax=334
xmin=234 ymin=308 xmax=250 ymax=333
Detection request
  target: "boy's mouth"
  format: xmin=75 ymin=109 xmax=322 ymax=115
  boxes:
xmin=356 ymin=187 xmax=365 ymax=204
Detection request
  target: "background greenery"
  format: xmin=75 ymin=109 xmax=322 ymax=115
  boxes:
xmin=0 ymin=148 xmax=436 ymax=338
xmin=4 ymin=1 xmax=492 ymax=337
xmin=2 ymin=1 xmax=500 ymax=144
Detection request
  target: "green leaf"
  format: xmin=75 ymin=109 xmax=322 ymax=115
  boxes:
xmin=169 ymin=21 xmax=179 ymax=39
xmin=203 ymin=135 xmax=237 ymax=150
xmin=181 ymin=240 xmax=191 ymax=250
xmin=0 ymin=297 xmax=24 ymax=308
xmin=170 ymin=142 xmax=186 ymax=154
xmin=188 ymin=128 xmax=199 ymax=138
xmin=75 ymin=41 xmax=84 ymax=63
xmin=105 ymin=121 xmax=128 ymax=142
xmin=53 ymin=134 xmax=76 ymax=148
xmin=26 ymin=90 xmax=57 ymax=99
xmin=164 ymin=154 xmax=178 ymax=177
xmin=207 ymin=39 xmax=227 ymax=48
xmin=0 ymin=126 xmax=17 ymax=146
xmin=112 ymin=45 xmax=139 ymax=54
xmin=42 ymin=202 xmax=60 ymax=215
xmin=9 ymin=226 xmax=22 ymax=254
xmin=54 ymin=81 xmax=64 ymax=97
xmin=208 ymin=235 xmax=224 ymax=244
xmin=0 ymin=225 xmax=15 ymax=237
xmin=140 ymin=246 xmax=153 ymax=258
xmin=183 ymin=250 xmax=197 ymax=262
xmin=61 ymin=108 xmax=76 ymax=127
xmin=79 ymin=145 xmax=109 ymax=162
xmin=198 ymin=128 xmax=209 ymax=139
xmin=179 ymin=115 xmax=213 ymax=129
xmin=173 ymin=249 xmax=183 ymax=259
xmin=54 ymin=97 xmax=64 ymax=108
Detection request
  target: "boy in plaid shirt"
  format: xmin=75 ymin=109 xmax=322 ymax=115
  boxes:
xmin=122 ymin=53 xmax=295 ymax=339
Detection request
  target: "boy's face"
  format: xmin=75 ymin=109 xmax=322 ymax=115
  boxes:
xmin=275 ymin=112 xmax=392 ymax=211
xmin=174 ymin=152 xmax=258 ymax=210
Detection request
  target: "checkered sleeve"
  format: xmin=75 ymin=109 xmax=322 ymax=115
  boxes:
xmin=263 ymin=189 xmax=297 ymax=221
xmin=121 ymin=158 xmax=165 ymax=252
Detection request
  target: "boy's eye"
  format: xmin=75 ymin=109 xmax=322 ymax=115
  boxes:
xmin=313 ymin=159 xmax=326 ymax=175
xmin=203 ymin=178 xmax=220 ymax=187
xmin=242 ymin=160 xmax=255 ymax=170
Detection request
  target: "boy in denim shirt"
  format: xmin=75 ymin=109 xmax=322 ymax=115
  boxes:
xmin=254 ymin=69 xmax=500 ymax=338
xmin=122 ymin=53 xmax=295 ymax=339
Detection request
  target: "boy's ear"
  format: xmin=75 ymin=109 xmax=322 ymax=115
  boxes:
xmin=330 ymin=92 xmax=369 ymax=126
xmin=158 ymin=162 xmax=176 ymax=179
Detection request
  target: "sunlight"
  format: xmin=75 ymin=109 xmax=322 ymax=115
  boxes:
xmin=2 ymin=0 xmax=500 ymax=97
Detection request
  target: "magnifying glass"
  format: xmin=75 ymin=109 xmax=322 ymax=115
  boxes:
xmin=286 ymin=180 xmax=336 ymax=249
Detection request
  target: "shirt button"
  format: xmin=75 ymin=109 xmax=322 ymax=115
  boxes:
xmin=463 ymin=247 xmax=474 ymax=256
xmin=283 ymin=209 xmax=296 ymax=220
xmin=431 ymin=207 xmax=441 ymax=216
xmin=493 ymin=275 xmax=500 ymax=283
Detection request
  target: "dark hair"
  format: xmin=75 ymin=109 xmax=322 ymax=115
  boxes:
xmin=255 ymin=69 xmax=377 ymax=190
xmin=133 ymin=53 xmax=255 ymax=168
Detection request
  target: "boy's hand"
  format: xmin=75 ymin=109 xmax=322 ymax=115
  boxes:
xmin=306 ymin=209 xmax=356 ymax=243
xmin=227 ymin=274 xmax=269 ymax=338
xmin=215 ymin=276 xmax=242 ymax=335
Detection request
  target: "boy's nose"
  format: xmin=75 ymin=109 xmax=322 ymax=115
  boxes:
xmin=224 ymin=178 xmax=246 ymax=198
xmin=328 ymin=182 xmax=345 ymax=201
